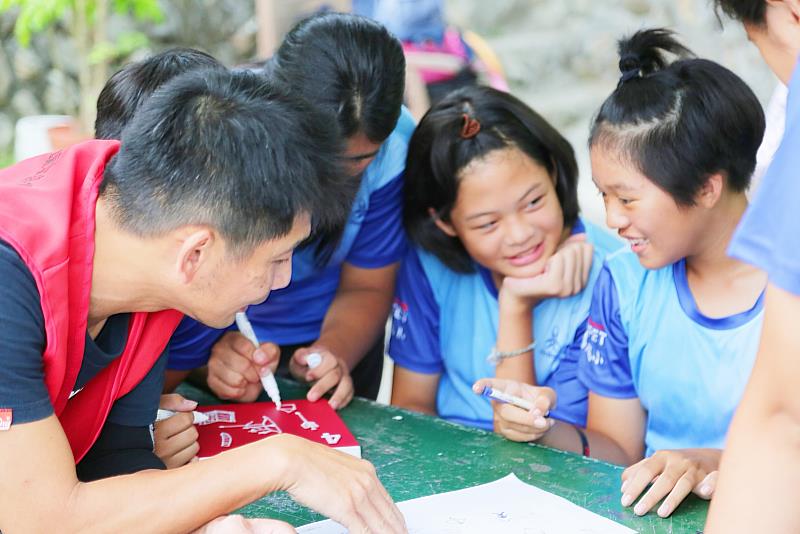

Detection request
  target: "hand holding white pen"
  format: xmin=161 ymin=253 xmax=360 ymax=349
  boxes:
xmin=206 ymin=330 xmax=280 ymax=402
xmin=234 ymin=311 xmax=281 ymax=408
xmin=153 ymin=393 xmax=204 ymax=468
xmin=472 ymin=378 xmax=557 ymax=443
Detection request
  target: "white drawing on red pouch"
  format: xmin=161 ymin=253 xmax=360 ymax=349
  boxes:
xmin=294 ymin=411 xmax=319 ymax=431
xmin=321 ymin=432 xmax=341 ymax=445
xmin=219 ymin=415 xmax=282 ymax=435
xmin=277 ymin=403 xmax=297 ymax=414
xmin=220 ymin=432 xmax=232 ymax=448
xmin=199 ymin=410 xmax=236 ymax=425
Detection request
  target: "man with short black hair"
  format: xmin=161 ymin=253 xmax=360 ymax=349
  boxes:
xmin=0 ymin=68 xmax=404 ymax=533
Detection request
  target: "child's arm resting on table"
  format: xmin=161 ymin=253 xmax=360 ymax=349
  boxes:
xmin=391 ymin=366 xmax=440 ymax=416
xmin=587 ymin=393 xmax=719 ymax=517
xmin=621 ymin=447 xmax=719 ymax=517
xmin=473 ymin=378 xmax=645 ymax=465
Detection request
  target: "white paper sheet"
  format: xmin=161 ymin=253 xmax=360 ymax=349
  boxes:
xmin=297 ymin=473 xmax=636 ymax=533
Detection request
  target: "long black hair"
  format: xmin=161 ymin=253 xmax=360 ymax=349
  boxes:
xmin=405 ymin=85 xmax=580 ymax=273
xmin=590 ymin=28 xmax=765 ymax=206
xmin=268 ymin=13 xmax=406 ymax=265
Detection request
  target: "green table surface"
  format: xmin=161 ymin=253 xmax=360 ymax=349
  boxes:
xmin=178 ymin=381 xmax=706 ymax=533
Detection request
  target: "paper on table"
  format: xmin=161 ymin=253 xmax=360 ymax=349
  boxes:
xmin=297 ymin=473 xmax=635 ymax=534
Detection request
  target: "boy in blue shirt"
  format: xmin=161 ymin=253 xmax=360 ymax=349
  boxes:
xmin=166 ymin=13 xmax=412 ymax=408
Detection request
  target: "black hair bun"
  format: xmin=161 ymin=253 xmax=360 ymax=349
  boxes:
xmin=617 ymin=28 xmax=694 ymax=82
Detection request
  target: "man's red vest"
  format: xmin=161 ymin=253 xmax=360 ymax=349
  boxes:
xmin=0 ymin=140 xmax=183 ymax=462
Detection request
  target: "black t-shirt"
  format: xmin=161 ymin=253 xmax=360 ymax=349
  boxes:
xmin=0 ymin=240 xmax=167 ymax=427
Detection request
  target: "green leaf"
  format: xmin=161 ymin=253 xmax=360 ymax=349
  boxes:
xmin=1 ymin=0 xmax=162 ymax=46
xmin=88 ymin=30 xmax=148 ymax=63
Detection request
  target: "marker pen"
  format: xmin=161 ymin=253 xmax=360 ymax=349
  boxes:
xmin=235 ymin=311 xmax=282 ymax=409
xmin=480 ymin=386 xmax=535 ymax=411
xmin=156 ymin=409 xmax=209 ymax=424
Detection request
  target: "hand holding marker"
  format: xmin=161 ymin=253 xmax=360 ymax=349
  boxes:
xmin=156 ymin=409 xmax=209 ymax=424
xmin=235 ymin=311 xmax=282 ymax=409
xmin=481 ymin=386 xmax=550 ymax=419
xmin=480 ymin=386 xmax=534 ymax=411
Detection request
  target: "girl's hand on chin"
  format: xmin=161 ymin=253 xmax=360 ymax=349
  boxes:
xmin=502 ymin=237 xmax=593 ymax=304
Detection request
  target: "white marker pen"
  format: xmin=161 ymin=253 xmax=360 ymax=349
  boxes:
xmin=235 ymin=311 xmax=282 ymax=409
xmin=155 ymin=409 xmax=209 ymax=424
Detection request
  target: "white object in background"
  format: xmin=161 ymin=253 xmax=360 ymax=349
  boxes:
xmin=297 ymin=473 xmax=635 ymax=534
xmin=751 ymin=83 xmax=788 ymax=197
xmin=13 ymin=115 xmax=72 ymax=162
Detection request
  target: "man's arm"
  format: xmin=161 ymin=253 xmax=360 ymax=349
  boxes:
xmin=706 ymin=283 xmax=800 ymax=533
xmin=0 ymin=414 xmax=404 ymax=533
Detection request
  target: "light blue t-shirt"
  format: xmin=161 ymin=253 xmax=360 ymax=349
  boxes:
xmin=167 ymin=108 xmax=416 ymax=370
xmin=388 ymin=220 xmax=622 ymax=430
xmin=729 ymin=57 xmax=800 ymax=295
xmin=578 ymin=249 xmax=764 ymax=456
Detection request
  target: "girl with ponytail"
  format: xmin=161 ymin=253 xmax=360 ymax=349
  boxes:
xmin=484 ymin=29 xmax=768 ymax=518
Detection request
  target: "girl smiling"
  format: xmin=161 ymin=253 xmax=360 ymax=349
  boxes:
xmin=388 ymin=85 xmax=620 ymax=432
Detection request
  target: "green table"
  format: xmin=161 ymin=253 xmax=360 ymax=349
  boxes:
xmin=179 ymin=382 xmax=706 ymax=533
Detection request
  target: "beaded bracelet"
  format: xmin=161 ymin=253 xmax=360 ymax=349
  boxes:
xmin=486 ymin=341 xmax=536 ymax=364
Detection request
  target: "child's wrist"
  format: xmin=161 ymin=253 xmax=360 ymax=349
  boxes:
xmin=498 ymin=291 xmax=536 ymax=315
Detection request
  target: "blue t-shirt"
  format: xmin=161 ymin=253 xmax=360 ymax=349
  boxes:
xmin=0 ymin=241 xmax=167 ymax=427
xmin=577 ymin=249 xmax=764 ymax=456
xmin=167 ymin=108 xmax=415 ymax=370
xmin=729 ymin=58 xmax=800 ymax=295
xmin=388 ymin=220 xmax=622 ymax=430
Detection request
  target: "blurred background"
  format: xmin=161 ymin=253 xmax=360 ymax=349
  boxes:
xmin=0 ymin=0 xmax=778 ymax=221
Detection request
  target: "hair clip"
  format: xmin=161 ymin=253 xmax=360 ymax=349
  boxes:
xmin=460 ymin=113 xmax=481 ymax=139
xmin=618 ymin=68 xmax=641 ymax=85
xmin=617 ymin=54 xmax=642 ymax=87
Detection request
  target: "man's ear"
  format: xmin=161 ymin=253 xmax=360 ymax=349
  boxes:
xmin=429 ymin=207 xmax=457 ymax=237
xmin=696 ymin=173 xmax=724 ymax=209
xmin=175 ymin=227 xmax=216 ymax=284
xmin=773 ymin=0 xmax=800 ymax=23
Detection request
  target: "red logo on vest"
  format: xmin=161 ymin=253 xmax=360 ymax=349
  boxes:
xmin=0 ymin=409 xmax=12 ymax=431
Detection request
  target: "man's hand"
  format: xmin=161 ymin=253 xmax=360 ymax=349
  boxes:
xmin=271 ymin=434 xmax=406 ymax=533
xmin=207 ymin=331 xmax=280 ymax=402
